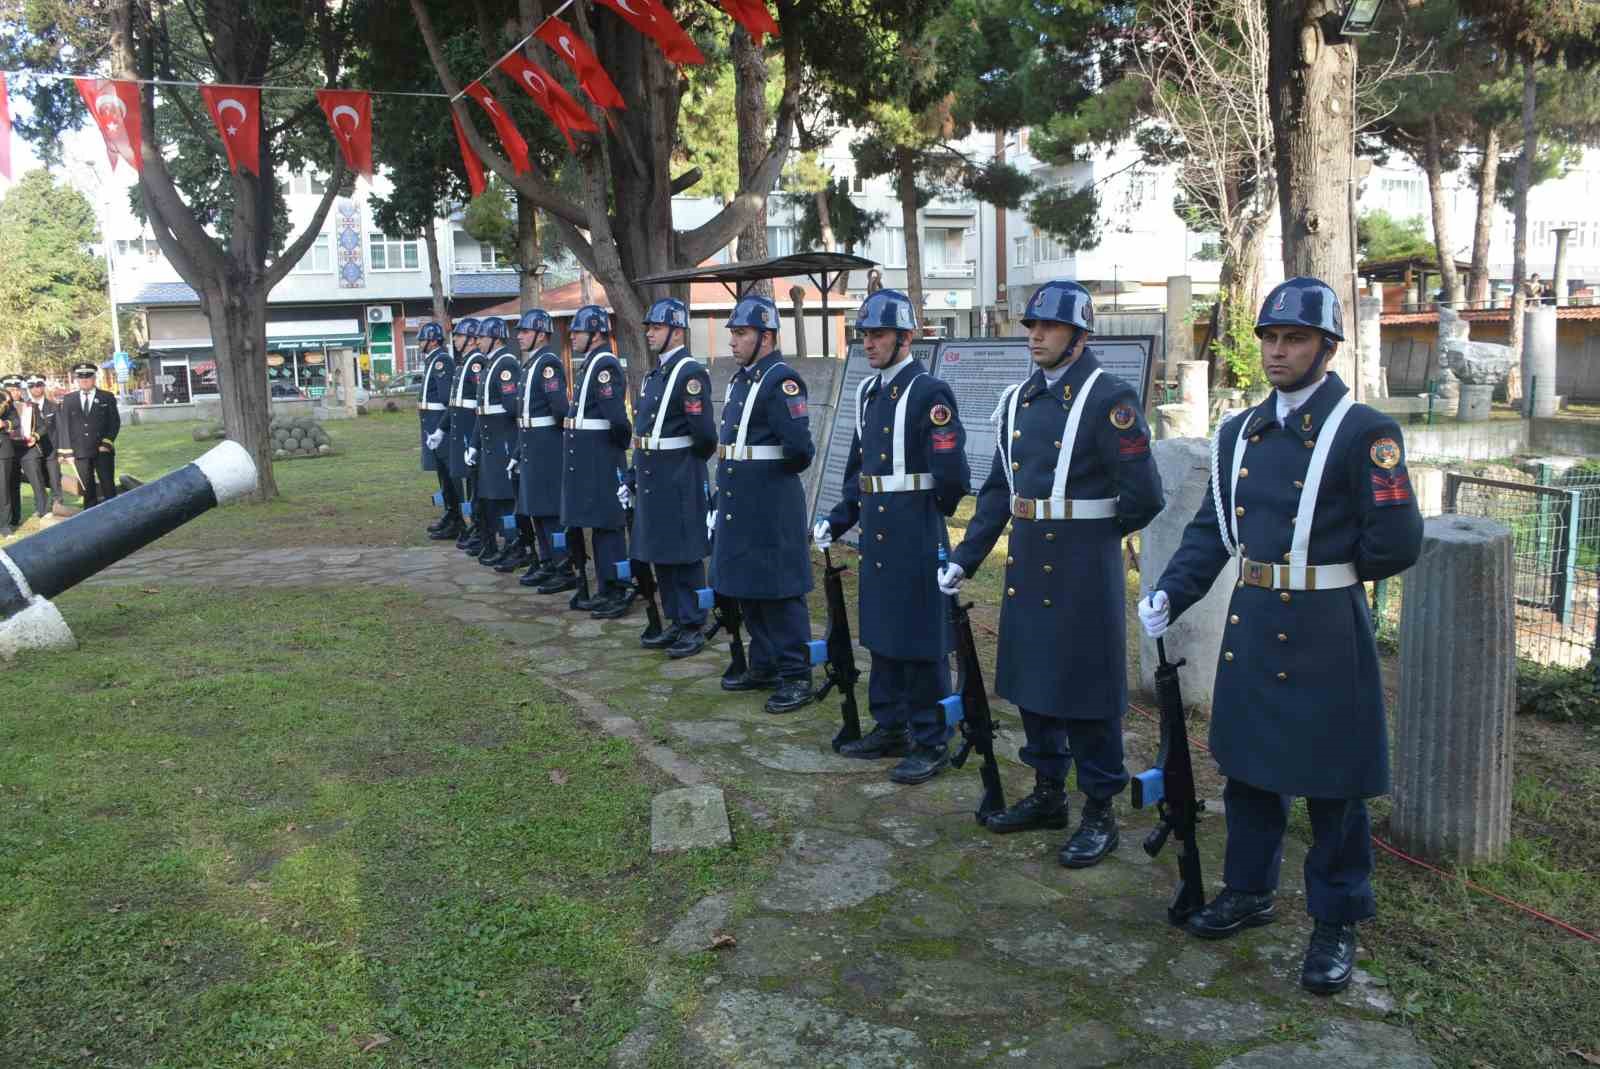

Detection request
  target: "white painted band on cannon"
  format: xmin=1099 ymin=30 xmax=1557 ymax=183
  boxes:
xmin=192 ymin=440 xmax=259 ymax=505
xmin=0 ymin=550 xmax=34 ymax=602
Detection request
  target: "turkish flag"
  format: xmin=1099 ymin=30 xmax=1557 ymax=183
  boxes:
xmin=535 ymin=18 xmax=625 ymax=111
xmin=316 ymin=90 xmax=374 ymax=177
xmin=497 ymin=52 xmax=597 ymax=154
xmin=718 ymin=0 xmax=778 ymax=43
xmin=450 ymin=110 xmax=487 ymax=197
xmin=463 ymin=82 xmax=533 ymax=175
xmin=0 ymin=73 xmax=12 ymax=179
xmin=198 ymin=85 xmax=262 ymax=176
xmin=595 ymin=0 xmax=705 ymax=66
xmin=74 ymin=78 xmax=142 ymax=171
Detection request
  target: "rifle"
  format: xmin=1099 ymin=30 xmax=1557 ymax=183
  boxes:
xmin=702 ymin=588 xmax=748 ymax=679
xmin=1132 ymin=637 xmax=1207 ymax=926
xmin=613 ymin=473 xmax=662 ymax=635
xmin=813 ymin=547 xmax=862 ymax=752
xmin=945 ymin=593 xmax=1006 ymax=825
xmin=566 ymin=526 xmax=590 ymax=610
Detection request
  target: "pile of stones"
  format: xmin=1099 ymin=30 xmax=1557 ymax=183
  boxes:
xmin=270 ymin=415 xmax=333 ymax=458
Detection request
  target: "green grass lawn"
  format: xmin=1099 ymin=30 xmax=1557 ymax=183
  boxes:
xmin=0 ymin=585 xmax=776 ymax=1068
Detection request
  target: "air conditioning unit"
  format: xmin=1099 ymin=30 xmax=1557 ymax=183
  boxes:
xmin=366 ymin=305 xmax=394 ymax=325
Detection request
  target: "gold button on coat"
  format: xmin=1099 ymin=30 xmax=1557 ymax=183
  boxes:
xmin=1011 ymin=461 xmax=1020 ymax=472
xmin=1223 ymin=651 xmax=1234 ymax=661
xmin=1280 ymin=592 xmax=1291 ymax=603
xmin=1277 ymin=633 xmax=1288 ymax=642
xmin=1006 ymin=556 xmax=1014 ymax=566
xmin=1043 ymin=564 xmax=1053 ymax=574
xmin=1006 ymin=587 xmax=1016 ymax=597
xmin=1235 ymin=506 xmax=1245 ymax=517
xmin=1043 ymin=598 xmax=1052 ymax=607
xmin=1045 ymin=532 xmax=1056 ymax=541
xmin=1239 ymin=468 xmax=1249 ymax=477
xmin=875 ymin=533 xmax=884 ymax=542
xmin=1277 ymin=671 xmax=1288 ymax=680
xmin=1229 ymin=614 xmax=1239 ymax=624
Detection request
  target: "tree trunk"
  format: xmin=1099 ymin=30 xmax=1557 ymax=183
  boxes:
xmin=1423 ymin=116 xmax=1462 ymax=307
xmin=1468 ymin=119 xmax=1500 ymax=306
xmin=422 ymin=221 xmax=447 ymax=324
xmin=200 ymin=280 xmax=278 ymax=499
xmin=732 ymin=26 xmax=771 ymax=295
xmin=517 ymin=192 xmax=538 ymax=307
xmin=1267 ymin=0 xmax=1355 ymax=384
xmin=814 ymin=187 xmax=836 ymax=251
xmin=896 ymin=146 xmax=924 ymax=328
xmin=1506 ymin=50 xmax=1537 ymax=402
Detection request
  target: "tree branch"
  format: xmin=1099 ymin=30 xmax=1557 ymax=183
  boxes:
xmin=264 ymin=156 xmax=347 ymax=289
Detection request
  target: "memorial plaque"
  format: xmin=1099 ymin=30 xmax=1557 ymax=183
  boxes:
xmin=810 ymin=340 xmax=938 ymax=541
xmin=931 ymin=335 xmax=1157 ymax=487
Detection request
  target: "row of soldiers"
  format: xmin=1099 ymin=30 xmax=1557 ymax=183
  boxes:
xmin=416 ymin=276 xmax=1423 ymax=999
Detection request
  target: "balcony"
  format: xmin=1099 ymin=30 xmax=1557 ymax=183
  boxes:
xmin=924 ymin=262 xmax=976 ymax=280
xmin=452 ymin=261 xmax=516 ymax=274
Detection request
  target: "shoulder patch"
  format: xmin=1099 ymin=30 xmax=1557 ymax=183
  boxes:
xmin=781 ymin=378 xmax=801 ymax=396
xmin=1370 ymin=437 xmax=1401 ymax=469
xmin=1110 ymin=402 xmax=1137 ymax=430
xmin=930 ymin=402 xmax=952 ymax=427
xmin=597 ymin=369 xmax=611 ymax=384
xmin=543 ymin=365 xmax=556 ymax=379
xmin=470 ymin=361 xmax=482 ymax=374
xmin=686 ymin=378 xmax=702 ymax=395
xmin=434 ymin=360 xmax=446 ymax=372
xmin=500 ymin=369 xmax=513 ymax=381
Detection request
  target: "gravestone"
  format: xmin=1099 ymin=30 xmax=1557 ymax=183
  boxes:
xmin=1393 ymin=515 xmax=1515 ymax=864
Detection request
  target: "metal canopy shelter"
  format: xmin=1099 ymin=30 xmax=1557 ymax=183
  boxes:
xmin=633 ymin=252 xmax=876 ymax=360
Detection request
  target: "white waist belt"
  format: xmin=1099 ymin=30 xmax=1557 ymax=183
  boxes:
xmin=859 ymin=473 xmax=933 ymax=493
xmin=417 ymin=402 xmax=446 ymax=411
xmin=454 ymin=400 xmax=478 ymax=410
xmin=1010 ymin=494 xmax=1118 ymax=521
xmin=519 ymin=416 xmax=557 ymax=429
xmin=719 ymin=444 xmax=784 ymax=461
xmin=565 ymin=417 xmax=610 ymax=431
xmin=481 ymin=404 xmax=507 ymax=415
xmin=632 ymin=435 xmax=693 ymax=451
xmin=1239 ymin=558 xmax=1358 ymax=591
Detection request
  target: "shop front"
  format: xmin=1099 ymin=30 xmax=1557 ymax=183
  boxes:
xmin=148 ymin=318 xmax=365 ymax=403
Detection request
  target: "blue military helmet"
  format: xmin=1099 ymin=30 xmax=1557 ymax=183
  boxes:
xmin=727 ymin=294 xmax=779 ymax=332
xmin=452 ymin=317 xmax=481 ymax=338
xmin=418 ymin=322 xmax=445 ymax=344
xmin=1021 ymin=280 xmax=1095 ymax=332
xmin=855 ymin=289 xmax=917 ymax=332
xmin=643 ymin=298 xmax=689 ymax=329
xmin=478 ymin=317 xmax=510 ymax=340
xmin=1256 ymin=277 xmax=1344 ymax=341
xmin=517 ymin=308 xmax=554 ymax=334
xmin=572 ymin=304 xmax=611 ymax=335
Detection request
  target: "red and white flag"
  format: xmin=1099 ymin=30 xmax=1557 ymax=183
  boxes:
xmin=451 ymin=110 xmax=487 ymax=197
xmin=74 ymin=77 xmax=143 ymax=171
xmin=718 ymin=0 xmax=778 ymax=44
xmin=316 ymin=90 xmax=374 ymax=177
xmin=0 ymin=73 xmax=12 ymax=180
xmin=496 ymin=52 xmax=597 ymax=154
xmin=198 ymin=85 xmax=262 ymax=175
xmin=463 ymin=82 xmax=533 ymax=175
xmin=595 ymin=0 xmax=705 ymax=66
xmin=535 ymin=17 xmax=626 ymax=111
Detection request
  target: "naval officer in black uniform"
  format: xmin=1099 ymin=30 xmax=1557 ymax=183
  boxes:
xmin=942 ymin=280 xmax=1165 ymax=867
xmin=1141 ymin=276 xmax=1423 ymax=995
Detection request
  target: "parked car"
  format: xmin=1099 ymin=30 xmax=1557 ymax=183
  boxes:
xmin=269 ymin=382 xmax=306 ymax=399
xmin=382 ymin=371 xmax=425 ymax=397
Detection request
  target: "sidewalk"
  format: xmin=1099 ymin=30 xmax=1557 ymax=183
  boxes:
xmin=87 ymin=545 xmax=1436 ymax=1069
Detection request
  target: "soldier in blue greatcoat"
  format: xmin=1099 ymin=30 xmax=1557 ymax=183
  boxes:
xmin=417 ymin=323 xmax=461 ymax=540
xmin=1140 ymin=277 xmax=1423 ymax=996
xmin=816 ymin=290 xmax=970 ymax=785
xmin=618 ymin=298 xmax=717 ymax=656
xmin=439 ymin=317 xmax=483 ymax=552
xmin=942 ymin=280 xmax=1166 ymax=867
xmin=467 ymin=318 xmax=522 ymax=566
xmin=560 ymin=304 xmax=632 ymax=612
xmin=510 ymin=309 xmax=576 ymax=591
xmin=712 ymin=295 xmax=815 ymax=713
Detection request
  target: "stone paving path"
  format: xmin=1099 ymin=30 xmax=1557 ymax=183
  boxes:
xmin=86 ymin=545 xmax=1436 ymax=1069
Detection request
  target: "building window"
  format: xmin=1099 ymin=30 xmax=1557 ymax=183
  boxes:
xmin=289 ymin=171 xmax=328 ymax=196
xmin=115 ymin=237 xmax=161 ymax=262
xmin=882 ymin=226 xmax=906 ymax=267
xmin=479 ymin=243 xmax=505 ymax=268
xmin=1033 ymin=230 xmax=1068 ymax=264
xmin=1013 ymin=237 xmax=1029 ymax=267
xmin=369 ymin=232 xmax=421 ymax=271
xmin=766 ymin=225 xmax=797 ymax=257
xmin=852 ymin=174 xmax=865 ymax=193
xmin=290 ymin=233 xmax=333 ymax=273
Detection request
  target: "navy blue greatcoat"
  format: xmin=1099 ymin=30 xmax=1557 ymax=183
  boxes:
xmin=1157 ymin=373 xmax=1423 ymax=799
xmin=825 ymin=357 xmax=970 ymax=661
xmin=710 ymin=352 xmax=814 ymax=600
xmin=417 ymin=344 xmax=454 ymax=472
xmin=516 ymin=346 xmax=568 ymax=518
xmin=559 ymin=347 xmax=630 ymax=530
xmin=951 ymin=351 xmax=1165 ymax=720
xmin=442 ymin=348 xmax=483 ymax=480
xmin=629 ymin=348 xmax=717 ymax=563
xmin=471 ymin=346 xmax=522 ymax=500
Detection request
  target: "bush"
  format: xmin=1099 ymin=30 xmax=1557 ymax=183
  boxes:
xmin=1516 ymin=661 xmax=1600 ymax=725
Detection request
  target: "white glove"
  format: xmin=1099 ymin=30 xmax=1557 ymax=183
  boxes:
xmin=506 ymin=458 xmax=518 ymax=477
xmin=1139 ymin=590 xmax=1170 ymax=638
xmin=937 ymin=561 xmax=965 ymax=596
xmin=425 ymin=429 xmax=445 ymax=450
xmin=706 ymin=509 xmax=716 ymax=538
xmin=464 ymin=447 xmax=478 ymax=467
xmin=617 ymin=483 xmax=634 ymax=509
xmin=812 ymin=519 xmax=833 ymax=552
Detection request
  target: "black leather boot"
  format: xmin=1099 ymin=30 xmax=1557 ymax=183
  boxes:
xmin=985 ymin=777 xmax=1070 ymax=834
xmin=1185 ymin=888 xmax=1277 ymax=940
xmin=721 ymin=669 xmax=778 ymax=692
xmin=533 ymin=562 xmax=578 ymax=594
xmin=1300 ymin=921 xmax=1356 ymax=995
xmin=521 ymin=558 xmax=556 ymax=586
xmin=428 ymin=515 xmax=463 ymax=541
xmin=641 ymin=624 xmax=682 ymax=650
xmin=590 ymin=583 xmax=638 ymax=619
xmin=837 ymin=724 xmax=911 ymax=759
xmin=666 ymin=627 xmax=706 ymax=659
xmin=493 ymin=538 xmax=534 ymax=572
xmin=889 ymin=744 xmax=949 ymax=785
xmin=1058 ymin=798 xmax=1119 ymax=868
xmin=763 ymin=679 xmax=814 ymax=714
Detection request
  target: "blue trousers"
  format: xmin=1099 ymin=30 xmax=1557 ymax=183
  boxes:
xmin=868 ymin=652 xmax=950 ymax=749
xmin=532 ymin=518 xmax=567 ymax=564
xmin=1017 ymin=709 xmax=1129 ymax=801
xmin=433 ymin=460 xmax=459 ymax=512
xmin=1222 ymin=778 xmax=1377 ymax=924
xmin=742 ymin=596 xmax=812 ymax=681
xmin=655 ymin=560 xmax=708 ymax=629
xmin=590 ymin=528 xmax=625 ymax=587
